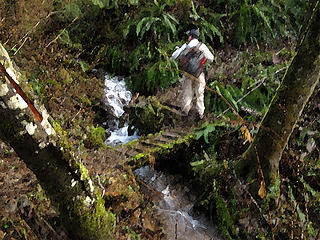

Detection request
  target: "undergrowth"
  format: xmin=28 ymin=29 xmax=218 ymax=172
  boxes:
xmin=27 ymin=0 xmax=311 ymax=95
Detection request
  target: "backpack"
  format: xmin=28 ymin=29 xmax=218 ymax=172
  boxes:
xmin=179 ymin=43 xmax=207 ymax=78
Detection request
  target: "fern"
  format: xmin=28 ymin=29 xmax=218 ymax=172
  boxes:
xmin=190 ymin=1 xmax=224 ymax=44
xmin=91 ymin=0 xmax=108 ymax=8
xmin=252 ymin=3 xmax=274 ymax=38
xmin=195 ymin=121 xmax=227 ymax=144
xmin=135 ymin=2 xmax=178 ymax=43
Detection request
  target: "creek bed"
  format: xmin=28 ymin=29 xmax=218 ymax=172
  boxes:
xmin=103 ymin=73 xmax=222 ymax=239
xmin=134 ymin=166 xmax=222 ymax=240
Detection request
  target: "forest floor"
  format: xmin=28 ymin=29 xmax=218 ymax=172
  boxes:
xmin=0 ymin=74 xmax=208 ymax=240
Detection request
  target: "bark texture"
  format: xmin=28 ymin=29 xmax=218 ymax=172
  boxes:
xmin=0 ymin=43 xmax=115 ymax=240
xmin=236 ymin=2 xmax=320 ymax=187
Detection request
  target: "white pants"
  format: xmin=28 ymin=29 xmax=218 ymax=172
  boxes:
xmin=181 ymin=72 xmax=205 ymax=117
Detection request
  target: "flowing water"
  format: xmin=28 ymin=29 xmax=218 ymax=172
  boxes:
xmin=102 ymin=74 xmax=139 ymax=145
xmin=134 ymin=166 xmax=222 ymax=240
xmin=102 ymin=74 xmax=222 ymax=239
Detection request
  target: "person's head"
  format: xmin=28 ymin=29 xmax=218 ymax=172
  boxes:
xmin=186 ymin=29 xmax=200 ymax=41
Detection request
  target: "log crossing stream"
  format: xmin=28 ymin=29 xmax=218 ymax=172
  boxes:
xmin=110 ymin=125 xmax=222 ymax=240
xmin=113 ymin=125 xmax=198 ymax=167
xmin=102 ymin=73 xmax=222 ymax=239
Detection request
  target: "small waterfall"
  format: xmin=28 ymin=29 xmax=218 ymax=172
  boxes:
xmin=102 ymin=73 xmax=221 ymax=239
xmin=102 ymin=74 xmax=139 ymax=146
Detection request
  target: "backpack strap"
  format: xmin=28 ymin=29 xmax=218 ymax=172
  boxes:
xmin=195 ymin=42 xmax=202 ymax=51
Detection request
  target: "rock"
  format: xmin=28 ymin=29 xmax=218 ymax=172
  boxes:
xmin=128 ymin=96 xmax=181 ymax=135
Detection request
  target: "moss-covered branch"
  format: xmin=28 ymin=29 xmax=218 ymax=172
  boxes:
xmin=0 ymin=43 xmax=115 ymax=240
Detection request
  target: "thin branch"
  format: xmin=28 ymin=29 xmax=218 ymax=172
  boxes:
xmin=218 ymin=77 xmax=266 ymax=118
xmin=45 ymin=16 xmax=79 ymax=49
xmin=13 ymin=37 xmax=29 ymax=56
xmin=11 ymin=11 xmax=58 ymax=54
xmin=97 ymin=175 xmax=105 ymax=198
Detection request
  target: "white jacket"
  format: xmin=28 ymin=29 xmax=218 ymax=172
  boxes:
xmin=170 ymin=39 xmax=214 ymax=63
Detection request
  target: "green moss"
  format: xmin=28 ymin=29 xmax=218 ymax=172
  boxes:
xmin=59 ymin=68 xmax=73 ymax=84
xmin=84 ymin=126 xmax=106 ymax=149
xmin=53 ymin=121 xmax=93 ymax=193
xmin=80 ymin=94 xmax=92 ymax=106
xmin=52 ymin=121 xmax=116 ymax=239
xmin=128 ymin=96 xmax=181 ymax=135
xmin=127 ymin=132 xmax=195 ymax=167
xmin=71 ymin=193 xmax=116 ymax=240
xmin=213 ymin=187 xmax=239 ymax=240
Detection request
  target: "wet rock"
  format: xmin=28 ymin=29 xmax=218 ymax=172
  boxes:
xmin=128 ymin=96 xmax=181 ymax=135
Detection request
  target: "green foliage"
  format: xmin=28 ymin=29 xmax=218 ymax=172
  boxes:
xmin=30 ymin=73 xmax=46 ymax=98
xmin=123 ymin=226 xmax=141 ymax=240
xmin=230 ymin=0 xmax=309 ymax=46
xmin=54 ymin=0 xmax=309 ymax=95
xmin=195 ymin=121 xmax=227 ymax=144
xmin=135 ymin=8 xmax=178 ymax=43
xmin=90 ymin=0 xmax=140 ymax=9
xmin=191 ymin=121 xmax=231 ymax=182
xmin=58 ymin=30 xmax=83 ymax=50
xmin=207 ymin=80 xmax=269 ymax=118
xmin=213 ymin=184 xmax=239 ymax=240
xmin=85 ymin=126 xmax=107 ymax=149
xmin=205 ymin=48 xmax=290 ymax=119
xmin=128 ymin=43 xmax=180 ymax=93
xmin=190 ymin=1 xmax=224 ymax=45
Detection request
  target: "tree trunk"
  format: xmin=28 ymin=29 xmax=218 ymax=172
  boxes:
xmin=0 ymin=43 xmax=115 ymax=240
xmin=235 ymin=2 xmax=320 ymax=189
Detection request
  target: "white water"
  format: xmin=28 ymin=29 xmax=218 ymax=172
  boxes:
xmin=102 ymin=74 xmax=139 ymax=146
xmin=102 ymin=74 xmax=221 ymax=239
xmin=135 ymin=166 xmax=222 ymax=240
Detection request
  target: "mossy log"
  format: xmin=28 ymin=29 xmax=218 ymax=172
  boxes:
xmin=236 ymin=2 xmax=320 ymax=189
xmin=0 ymin=43 xmax=115 ymax=240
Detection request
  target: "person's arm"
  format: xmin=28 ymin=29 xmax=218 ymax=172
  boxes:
xmin=170 ymin=43 xmax=187 ymax=60
xmin=200 ymin=44 xmax=214 ymax=63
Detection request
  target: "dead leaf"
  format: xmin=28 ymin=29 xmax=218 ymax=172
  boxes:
xmin=142 ymin=217 xmax=155 ymax=232
xmin=241 ymin=125 xmax=253 ymax=143
xmin=258 ymin=180 xmax=266 ymax=199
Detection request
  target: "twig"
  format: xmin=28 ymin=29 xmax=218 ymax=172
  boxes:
xmin=136 ymin=178 xmax=162 ymax=198
xmin=275 ymin=67 xmax=287 ymax=74
xmin=11 ymin=11 xmax=58 ymax=54
xmin=45 ymin=16 xmax=79 ymax=49
xmin=70 ymin=108 xmax=83 ymax=122
xmin=234 ymin=172 xmax=270 ymax=228
xmin=13 ymin=37 xmax=29 ymax=56
xmin=254 ymin=37 xmax=260 ymax=50
xmin=218 ymin=77 xmax=266 ymax=118
xmin=97 ymin=175 xmax=105 ymax=198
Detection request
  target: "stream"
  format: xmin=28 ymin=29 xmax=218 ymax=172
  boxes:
xmin=102 ymin=73 xmax=222 ymax=239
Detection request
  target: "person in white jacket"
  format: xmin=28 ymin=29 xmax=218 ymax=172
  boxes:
xmin=171 ymin=29 xmax=214 ymax=120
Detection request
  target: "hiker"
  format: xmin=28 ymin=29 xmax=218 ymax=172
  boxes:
xmin=170 ymin=29 xmax=214 ymax=120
